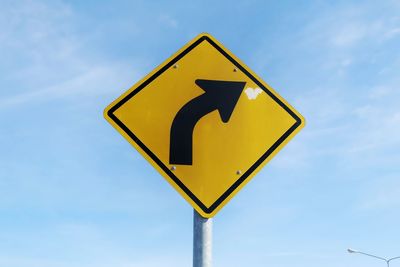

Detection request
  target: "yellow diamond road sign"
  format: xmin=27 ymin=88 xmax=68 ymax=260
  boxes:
xmin=104 ymin=33 xmax=305 ymax=218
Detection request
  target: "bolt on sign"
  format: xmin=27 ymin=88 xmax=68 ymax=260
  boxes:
xmin=104 ymin=33 xmax=305 ymax=218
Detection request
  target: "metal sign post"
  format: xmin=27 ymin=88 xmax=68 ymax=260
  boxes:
xmin=193 ymin=210 xmax=212 ymax=267
xmin=104 ymin=33 xmax=305 ymax=267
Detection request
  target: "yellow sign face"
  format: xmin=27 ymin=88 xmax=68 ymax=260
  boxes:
xmin=104 ymin=33 xmax=304 ymax=218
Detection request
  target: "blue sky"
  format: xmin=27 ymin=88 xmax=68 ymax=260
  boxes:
xmin=1 ymin=0 xmax=400 ymax=266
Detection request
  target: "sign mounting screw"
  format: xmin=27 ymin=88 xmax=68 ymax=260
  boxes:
xmin=170 ymin=166 xmax=177 ymax=171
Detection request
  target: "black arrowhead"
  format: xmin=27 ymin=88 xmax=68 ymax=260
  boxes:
xmin=169 ymin=79 xmax=246 ymax=165
xmin=194 ymin=79 xmax=245 ymax=123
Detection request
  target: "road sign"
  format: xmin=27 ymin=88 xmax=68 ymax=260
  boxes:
xmin=104 ymin=33 xmax=305 ymax=218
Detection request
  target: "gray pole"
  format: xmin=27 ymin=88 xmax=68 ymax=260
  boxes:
xmin=193 ymin=209 xmax=212 ymax=267
xmin=348 ymin=249 xmax=400 ymax=267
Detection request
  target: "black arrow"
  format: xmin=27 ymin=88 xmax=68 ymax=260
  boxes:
xmin=169 ymin=79 xmax=246 ymax=165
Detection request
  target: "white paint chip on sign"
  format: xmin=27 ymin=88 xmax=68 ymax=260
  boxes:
xmin=245 ymin=87 xmax=263 ymax=100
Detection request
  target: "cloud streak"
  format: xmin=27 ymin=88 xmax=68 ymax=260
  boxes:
xmin=0 ymin=0 xmax=139 ymax=110
xmin=0 ymin=65 xmax=137 ymax=109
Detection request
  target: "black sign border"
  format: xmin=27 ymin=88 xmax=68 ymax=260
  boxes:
xmin=107 ymin=35 xmax=302 ymax=215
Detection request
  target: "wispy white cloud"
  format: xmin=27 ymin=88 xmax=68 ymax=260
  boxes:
xmin=0 ymin=255 xmax=188 ymax=267
xmin=159 ymin=14 xmax=179 ymax=28
xmin=368 ymin=85 xmax=396 ymax=99
xmin=0 ymin=258 xmax=70 ymax=267
xmin=330 ymin=22 xmax=368 ymax=47
xmin=347 ymin=106 xmax=400 ymax=154
xmin=302 ymin=4 xmax=399 ymax=49
xmin=356 ymin=174 xmax=400 ymax=211
xmin=0 ymin=64 xmax=137 ymax=109
xmin=384 ymin=27 xmax=400 ymax=39
xmin=0 ymin=0 xmax=77 ymax=67
xmin=0 ymin=0 xmax=138 ymax=109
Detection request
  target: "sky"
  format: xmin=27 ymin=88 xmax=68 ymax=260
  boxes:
xmin=1 ymin=0 xmax=400 ymax=266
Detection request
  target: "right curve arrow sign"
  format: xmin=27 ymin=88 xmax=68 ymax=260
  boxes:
xmin=169 ymin=79 xmax=246 ymax=165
